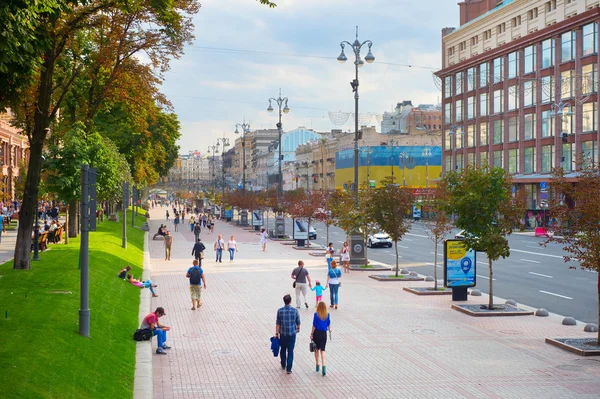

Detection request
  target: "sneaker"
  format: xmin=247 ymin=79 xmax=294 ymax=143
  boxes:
xmin=162 ymin=344 xmax=171 ymax=350
xmin=191 ymin=307 xmax=195 ymax=310
xmin=322 ymin=366 xmax=326 ymax=376
xmin=156 ymin=348 xmax=167 ymax=355
xmin=296 ymin=306 xmax=301 ymax=309
xmin=286 ymin=370 xmax=292 ymax=374
xmin=305 ymin=303 xmax=309 ymax=309
xmin=281 ymin=364 xmax=285 ymax=370
xmin=316 ymin=365 xmax=320 ymax=372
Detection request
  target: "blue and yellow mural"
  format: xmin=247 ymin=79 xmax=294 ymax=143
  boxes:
xmin=335 ymin=146 xmax=442 ymax=189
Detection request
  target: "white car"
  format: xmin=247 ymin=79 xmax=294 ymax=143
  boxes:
xmin=367 ymin=232 xmax=393 ymax=248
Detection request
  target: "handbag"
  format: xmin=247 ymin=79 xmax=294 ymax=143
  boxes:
xmin=200 ymin=252 xmax=204 ymax=259
xmin=293 ymin=281 xmax=296 ymax=288
xmin=309 ymin=341 xmax=316 ymax=352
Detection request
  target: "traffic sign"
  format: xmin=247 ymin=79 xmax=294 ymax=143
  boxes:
xmin=540 ymin=181 xmax=548 ymax=190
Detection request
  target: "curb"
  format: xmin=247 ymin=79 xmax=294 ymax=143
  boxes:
xmin=134 ymin=232 xmax=153 ymax=399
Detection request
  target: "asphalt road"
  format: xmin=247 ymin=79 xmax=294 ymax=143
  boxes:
xmin=258 ymin=214 xmax=598 ymax=324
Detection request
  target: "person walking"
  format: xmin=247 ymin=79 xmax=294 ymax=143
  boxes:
xmin=326 ymin=242 xmax=335 ymax=269
xmin=164 ymin=231 xmax=173 ymax=261
xmin=227 ymin=235 xmax=238 ymax=262
xmin=208 ymin=218 xmax=214 ymax=234
xmin=326 ymin=260 xmax=342 ymax=309
xmin=202 ymin=214 xmax=207 ymax=228
xmin=186 ymin=259 xmax=207 ymax=310
xmin=141 ymin=307 xmax=171 ymax=355
xmin=213 ymin=234 xmax=224 ymax=263
xmin=259 ymin=228 xmax=268 ymax=251
xmin=173 ymin=214 xmax=180 ymax=232
xmin=310 ymin=301 xmax=332 ymax=376
xmin=310 ymin=281 xmax=327 ymax=307
xmin=275 ymin=294 xmax=301 ymax=374
xmin=340 ymin=242 xmax=350 ymax=273
xmin=166 ymin=210 xmax=170 ymax=221
xmin=193 ymin=222 xmax=202 ymax=242
xmin=191 ymin=238 xmax=206 ymax=265
xmin=291 ymin=260 xmax=312 ymax=309
xmin=189 ymin=215 xmax=195 ymax=232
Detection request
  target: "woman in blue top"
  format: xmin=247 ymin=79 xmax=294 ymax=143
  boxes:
xmin=310 ymin=301 xmax=331 ymax=376
xmin=326 ymin=260 xmax=342 ymax=309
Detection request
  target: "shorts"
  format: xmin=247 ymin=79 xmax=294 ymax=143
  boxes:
xmin=190 ymin=285 xmax=202 ymax=301
xmin=313 ymin=330 xmax=327 ymax=351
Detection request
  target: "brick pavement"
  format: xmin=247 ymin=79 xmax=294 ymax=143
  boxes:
xmin=146 ymin=207 xmax=600 ymax=399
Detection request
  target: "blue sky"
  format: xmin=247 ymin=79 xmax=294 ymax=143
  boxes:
xmin=163 ymin=0 xmax=459 ymax=154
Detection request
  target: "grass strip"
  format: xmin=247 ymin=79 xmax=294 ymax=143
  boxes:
xmin=0 ymin=212 xmax=146 ymax=398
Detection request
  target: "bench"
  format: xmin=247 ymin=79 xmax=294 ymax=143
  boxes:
xmin=152 ymin=233 xmax=166 ymax=240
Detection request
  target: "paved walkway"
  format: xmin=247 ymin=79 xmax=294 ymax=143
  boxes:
xmin=146 ymin=207 xmax=600 ymax=399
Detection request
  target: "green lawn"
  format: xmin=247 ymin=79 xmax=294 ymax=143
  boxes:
xmin=0 ymin=213 xmax=147 ymax=399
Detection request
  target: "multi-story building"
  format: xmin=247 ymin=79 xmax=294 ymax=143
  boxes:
xmin=437 ymin=0 xmax=600 ymax=216
xmin=0 ymin=112 xmax=29 ymax=201
xmin=405 ymin=104 xmax=443 ymax=135
xmin=381 ymin=101 xmax=414 ymax=133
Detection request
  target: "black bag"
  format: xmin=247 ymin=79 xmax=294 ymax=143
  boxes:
xmin=309 ymin=341 xmax=316 ymax=352
xmin=293 ymin=281 xmax=296 ymax=288
xmin=189 ymin=267 xmax=202 ymax=285
xmin=133 ymin=328 xmax=153 ymax=341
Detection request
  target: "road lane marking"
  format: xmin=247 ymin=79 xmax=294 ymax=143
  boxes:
xmin=477 ymin=274 xmax=496 ymax=280
xmin=403 ymin=238 xmax=414 ymax=242
xmin=406 ymin=233 xmax=429 ymax=238
xmin=529 ymin=272 xmax=553 ymax=278
xmin=520 ymin=259 xmax=540 ymax=264
xmin=476 ymin=261 xmax=488 ymax=266
xmin=539 ymin=290 xmax=572 ymax=300
xmin=510 ymin=249 xmax=563 ymax=259
xmin=398 ymin=245 xmax=409 ymax=249
xmin=526 ymin=245 xmax=542 ymax=249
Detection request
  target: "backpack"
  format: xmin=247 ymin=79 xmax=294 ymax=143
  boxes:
xmin=133 ymin=328 xmax=153 ymax=341
xmin=189 ymin=267 xmax=202 ymax=285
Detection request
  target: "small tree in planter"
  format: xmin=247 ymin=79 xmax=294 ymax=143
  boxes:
xmin=545 ymin=162 xmax=600 ymax=344
xmin=441 ymin=165 xmax=524 ymax=309
xmin=367 ymin=177 xmax=413 ymax=277
xmin=422 ymin=183 xmax=453 ymax=290
xmin=285 ymin=190 xmax=323 ymax=247
xmin=313 ymin=192 xmax=337 ymax=248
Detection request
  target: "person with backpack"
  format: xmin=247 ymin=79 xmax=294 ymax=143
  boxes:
xmin=140 ymin=307 xmax=171 ymax=355
xmin=191 ymin=238 xmax=206 ymax=265
xmin=186 ymin=259 xmax=206 ymax=310
xmin=326 ymin=260 xmax=342 ymax=309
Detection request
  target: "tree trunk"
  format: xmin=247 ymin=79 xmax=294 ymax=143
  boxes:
xmin=488 ymin=259 xmax=494 ymax=309
xmin=597 ymin=275 xmax=599 ymax=344
xmin=65 ymin=203 xmax=69 ymax=245
xmin=394 ymin=241 xmax=399 ymax=277
xmin=433 ymin=238 xmax=438 ymax=290
xmin=69 ymin=198 xmax=78 ymax=238
xmin=306 ymin=219 xmax=311 ymax=248
xmin=13 ymin=44 xmax=57 ymax=270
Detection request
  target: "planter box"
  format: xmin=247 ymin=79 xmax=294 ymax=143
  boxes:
xmin=403 ymin=287 xmax=453 ymax=295
xmin=369 ymin=275 xmax=424 ymax=281
xmin=452 ymin=304 xmax=534 ymax=317
xmin=545 ymin=338 xmax=600 ymax=356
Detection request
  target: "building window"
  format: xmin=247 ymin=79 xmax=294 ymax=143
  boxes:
xmin=512 ymin=15 xmax=521 ymax=28
xmin=561 ymin=31 xmax=575 ymax=62
xmin=497 ymin=23 xmax=506 ymax=34
xmin=508 ymin=52 xmax=519 ymax=78
xmin=524 ymin=45 xmax=536 ymax=74
xmin=480 ymin=122 xmax=488 ymax=146
xmin=493 ymin=57 xmax=504 ymax=83
xmin=583 ymin=102 xmax=597 ymax=132
xmin=524 ymin=147 xmax=536 ymax=174
xmin=561 ymin=69 xmax=574 ymax=99
xmin=582 ymin=140 xmax=599 ymax=167
xmin=480 ymin=62 xmax=489 ymax=87
xmin=444 ymin=76 xmax=453 ymax=98
xmin=508 ymin=85 xmax=519 ymax=110
xmin=508 ymin=117 xmax=519 ymax=142
xmin=479 ymin=93 xmax=488 ymax=116
xmin=582 ymin=63 xmax=598 ymax=94
xmin=467 ymin=96 xmax=475 ymax=119
xmin=493 ymin=150 xmax=503 ymax=168
xmin=541 ymin=144 xmax=554 ymax=172
xmin=444 ymin=102 xmax=452 ymax=123
xmin=444 ymin=155 xmax=452 ymax=172
xmin=528 ymin=8 xmax=538 ymax=21
xmin=480 ymin=151 xmax=489 ymax=167
xmin=493 ymin=89 xmax=504 ymax=113
xmin=459 ymin=41 xmax=467 ymax=51
xmin=444 ymin=129 xmax=451 ymax=150
xmin=471 ymin=36 xmax=479 ymax=46
xmin=493 ymin=120 xmax=503 ymax=144
xmin=562 ymin=105 xmax=574 ymax=134
xmin=583 ymin=22 xmax=597 ymax=56
xmin=467 ymin=152 xmax=475 ymax=167
xmin=562 ymin=143 xmax=574 ymax=172
xmin=456 ymin=154 xmax=464 ymax=171
xmin=541 ymin=110 xmax=554 ymax=137
xmin=546 ymin=0 xmax=556 ymax=13
xmin=467 ymin=125 xmax=475 ymax=147
xmin=524 ymin=80 xmax=536 ymax=107
xmin=542 ymin=39 xmax=554 ymax=68
xmin=541 ymin=76 xmax=554 ymax=103
xmin=508 ymin=149 xmax=519 ymax=174
xmin=455 ymin=72 xmax=464 ymax=95
xmin=524 ymin=114 xmax=536 ymax=140
xmin=484 ymin=29 xmax=492 ymax=40
xmin=467 ymin=67 xmax=476 ymax=91
xmin=455 ymin=99 xmax=463 ymax=122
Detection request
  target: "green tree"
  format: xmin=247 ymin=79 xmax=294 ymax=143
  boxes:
xmin=367 ymin=177 xmax=414 ymax=277
xmin=441 ymin=165 xmax=524 ymax=309
xmin=545 ymin=162 xmax=600 ymax=344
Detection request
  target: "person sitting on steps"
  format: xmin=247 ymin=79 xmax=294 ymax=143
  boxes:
xmin=153 ymin=224 xmax=167 ymax=240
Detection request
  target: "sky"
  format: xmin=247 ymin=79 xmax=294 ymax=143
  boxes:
xmin=162 ymin=0 xmax=460 ymax=155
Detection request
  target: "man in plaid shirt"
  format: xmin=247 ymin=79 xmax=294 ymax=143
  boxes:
xmin=275 ymin=294 xmax=301 ymax=374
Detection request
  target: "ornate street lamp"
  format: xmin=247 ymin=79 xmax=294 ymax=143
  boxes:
xmin=234 ymin=120 xmax=251 ymax=195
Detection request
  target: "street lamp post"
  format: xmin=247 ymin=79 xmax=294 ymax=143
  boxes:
xmin=361 ymin=146 xmax=374 ymax=186
xmin=421 ymin=146 xmax=432 ymax=189
xmin=234 ymin=120 xmax=251 ymax=195
xmin=337 ymin=26 xmax=375 ymax=194
xmin=399 ymin=152 xmax=408 ymax=187
xmin=267 ymin=89 xmax=290 ymax=204
xmin=217 ymin=136 xmax=229 ymax=217
xmin=208 ymin=143 xmax=220 ymax=198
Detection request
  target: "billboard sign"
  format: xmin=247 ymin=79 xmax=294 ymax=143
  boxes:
xmin=224 ymin=206 xmax=233 ymax=219
xmin=252 ymin=210 xmax=264 ymax=226
xmin=444 ymin=239 xmax=476 ymax=288
xmin=412 ymin=205 xmax=422 ymax=219
xmin=292 ymin=219 xmax=308 ymax=240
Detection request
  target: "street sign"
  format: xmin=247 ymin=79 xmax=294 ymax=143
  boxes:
xmin=368 ymin=180 xmax=376 ymax=188
xmin=540 ymin=181 xmax=548 ymax=191
xmin=540 ymin=192 xmax=548 ymax=200
xmin=511 ymin=186 xmax=516 ymax=193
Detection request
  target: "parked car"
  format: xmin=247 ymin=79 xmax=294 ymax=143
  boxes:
xmin=367 ymin=232 xmax=393 ymax=248
xmin=454 ymin=230 xmax=466 ymax=239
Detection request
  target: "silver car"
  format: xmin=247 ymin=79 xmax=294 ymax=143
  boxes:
xmin=367 ymin=232 xmax=393 ymax=248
